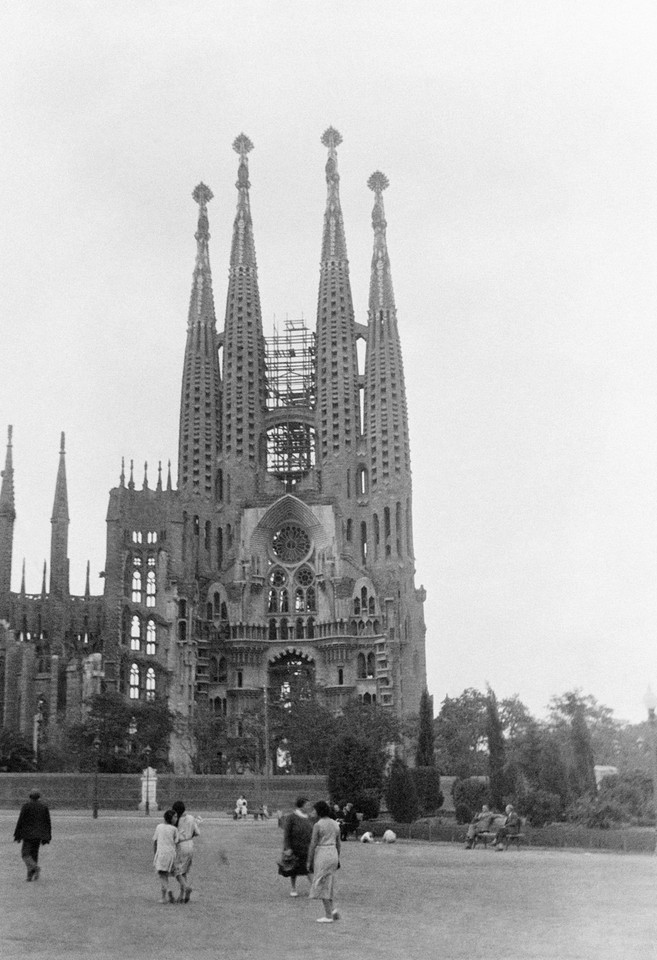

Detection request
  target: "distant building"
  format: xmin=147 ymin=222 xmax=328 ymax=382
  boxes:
xmin=0 ymin=130 xmax=428 ymax=771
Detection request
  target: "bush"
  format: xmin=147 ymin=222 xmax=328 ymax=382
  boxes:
xmin=327 ymin=734 xmax=383 ymax=814
xmin=412 ymin=766 xmax=443 ymax=815
xmin=597 ymin=771 xmax=653 ymax=824
xmin=354 ymin=790 xmax=381 ymax=820
xmin=454 ymin=802 xmax=474 ymax=825
xmin=385 ymin=759 xmax=420 ymax=823
xmin=516 ymin=789 xmax=563 ymax=827
xmin=565 ymin=796 xmax=625 ymax=829
xmin=452 ymin=777 xmax=489 ymax=814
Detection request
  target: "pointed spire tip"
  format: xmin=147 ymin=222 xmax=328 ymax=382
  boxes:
xmin=192 ymin=183 xmax=213 ymax=206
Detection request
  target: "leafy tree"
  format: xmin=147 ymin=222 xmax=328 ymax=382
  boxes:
xmin=188 ymin=703 xmax=228 ymax=774
xmin=452 ymin=777 xmax=489 ymax=823
xmin=415 ymin=689 xmax=435 ymax=767
xmin=327 ymin=734 xmax=384 ymax=818
xmin=569 ymin=701 xmax=597 ymax=798
xmin=335 ymin=699 xmax=402 ymax=762
xmin=68 ymin=692 xmax=174 ymax=772
xmin=548 ymin=689 xmax=621 ymax=767
xmin=272 ymin=698 xmax=337 ymax=774
xmin=385 ymin=758 xmax=419 ymax=823
xmin=516 ymin=789 xmax=563 ymax=827
xmin=0 ymin=727 xmax=34 ymax=771
xmin=597 ymin=770 xmax=653 ymax=823
xmin=486 ymin=686 xmax=506 ymax=810
xmin=412 ymin=766 xmax=443 ymax=815
xmin=434 ymin=688 xmax=488 ymax=778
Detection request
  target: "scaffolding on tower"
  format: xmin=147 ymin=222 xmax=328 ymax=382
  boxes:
xmin=265 ymin=317 xmax=316 ymax=487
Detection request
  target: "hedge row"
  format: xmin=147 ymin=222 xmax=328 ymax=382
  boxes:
xmin=359 ymin=818 xmax=657 ymax=853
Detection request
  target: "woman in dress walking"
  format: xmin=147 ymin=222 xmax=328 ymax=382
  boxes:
xmin=153 ymin=809 xmax=179 ymax=903
xmin=280 ymin=796 xmax=314 ymax=897
xmin=307 ymin=800 xmax=341 ymax=923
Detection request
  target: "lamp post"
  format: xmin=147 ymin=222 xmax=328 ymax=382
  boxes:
xmin=643 ymin=687 xmax=657 ymax=854
xmin=92 ymin=736 xmax=101 ymax=819
xmin=143 ymin=744 xmax=152 ymax=816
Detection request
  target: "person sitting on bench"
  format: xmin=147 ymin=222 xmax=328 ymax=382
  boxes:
xmin=464 ymin=804 xmax=496 ymax=849
xmin=495 ymin=804 xmax=521 ymax=850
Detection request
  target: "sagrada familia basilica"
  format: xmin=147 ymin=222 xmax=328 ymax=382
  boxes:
xmin=0 ymin=129 xmax=427 ymax=771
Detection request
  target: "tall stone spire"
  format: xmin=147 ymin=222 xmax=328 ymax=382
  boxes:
xmin=177 ymin=183 xmax=223 ymax=498
xmin=364 ymin=173 xmax=412 ymax=560
xmin=314 ymin=128 xmax=360 ymax=491
xmin=221 ymin=134 xmax=267 ymax=499
xmin=49 ymin=431 xmax=70 ymax=597
xmin=0 ymin=425 xmax=16 ymax=617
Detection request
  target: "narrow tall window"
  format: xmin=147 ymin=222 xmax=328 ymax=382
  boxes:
xmin=129 ymin=664 xmax=140 ymax=699
xmin=131 ymin=615 xmax=140 ymax=651
xmin=146 ymin=571 xmax=156 ymax=608
xmin=146 ymin=668 xmax=156 ymax=701
xmin=131 ymin=571 xmax=142 ymax=604
xmin=146 ymin=619 xmax=156 ymax=655
xmin=360 ymin=521 xmax=368 ymax=563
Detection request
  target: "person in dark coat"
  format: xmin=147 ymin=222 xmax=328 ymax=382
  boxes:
xmin=280 ymin=796 xmax=314 ymax=897
xmin=14 ymin=789 xmax=52 ymax=881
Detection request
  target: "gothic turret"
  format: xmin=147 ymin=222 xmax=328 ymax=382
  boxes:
xmin=49 ymin=431 xmax=70 ymax=597
xmin=364 ymin=173 xmax=413 ymax=563
xmin=177 ymin=183 xmax=222 ymax=498
xmin=0 ymin=426 xmax=16 ymax=618
xmin=314 ymin=128 xmax=360 ymax=496
xmin=221 ymin=134 xmax=267 ymax=501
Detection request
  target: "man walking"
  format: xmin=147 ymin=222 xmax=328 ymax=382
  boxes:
xmin=14 ymin=789 xmax=52 ymax=881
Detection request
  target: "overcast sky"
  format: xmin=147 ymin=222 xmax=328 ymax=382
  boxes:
xmin=1 ymin=1 xmax=655 ymax=723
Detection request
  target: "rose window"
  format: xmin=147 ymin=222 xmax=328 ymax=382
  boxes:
xmin=272 ymin=524 xmax=311 ymax=563
xmin=295 ymin=565 xmax=314 ymax=587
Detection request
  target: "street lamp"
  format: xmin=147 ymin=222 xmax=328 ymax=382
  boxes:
xmin=643 ymin=687 xmax=657 ymax=854
xmin=143 ymin=744 xmax=152 ymax=816
xmin=92 ymin=736 xmax=101 ymax=819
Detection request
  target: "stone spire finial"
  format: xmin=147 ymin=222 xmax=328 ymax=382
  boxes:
xmin=367 ymin=171 xmax=395 ymax=312
xmin=119 ymin=456 xmax=125 ymax=487
xmin=166 ymin=459 xmax=172 ymax=491
xmin=128 ymin=459 xmax=135 ymax=490
xmin=157 ymin=460 xmax=162 ymax=492
xmin=85 ymin=560 xmax=90 ymax=598
xmin=20 ymin=558 xmax=25 ymax=595
xmin=229 ymin=134 xmax=257 ymax=269
xmin=0 ymin=424 xmax=15 ymax=520
xmin=41 ymin=561 xmax=47 ymax=596
xmin=143 ymin=461 xmax=149 ymax=490
xmin=192 ymin=182 xmax=213 ymax=244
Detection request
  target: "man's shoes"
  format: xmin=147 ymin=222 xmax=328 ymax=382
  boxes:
xmin=332 ymin=909 xmax=340 ymax=921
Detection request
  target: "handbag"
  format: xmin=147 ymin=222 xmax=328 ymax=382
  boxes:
xmin=277 ymin=851 xmax=298 ymax=876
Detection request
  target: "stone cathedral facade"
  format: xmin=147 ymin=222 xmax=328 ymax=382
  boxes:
xmin=0 ymin=130 xmax=427 ymax=772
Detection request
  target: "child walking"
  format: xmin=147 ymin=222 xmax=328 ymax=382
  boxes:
xmin=153 ymin=809 xmax=179 ymax=903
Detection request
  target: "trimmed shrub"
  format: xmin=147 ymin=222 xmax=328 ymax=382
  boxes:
xmin=565 ymin=796 xmax=625 ymax=829
xmin=327 ymin=734 xmax=383 ymax=816
xmin=517 ymin=789 xmax=563 ymax=827
xmin=452 ymin=777 xmax=489 ymax=815
xmin=384 ymin=758 xmax=420 ymax=823
xmin=412 ymin=766 xmax=443 ymax=815
xmin=354 ymin=790 xmax=381 ymax=820
xmin=454 ymin=802 xmax=474 ymax=825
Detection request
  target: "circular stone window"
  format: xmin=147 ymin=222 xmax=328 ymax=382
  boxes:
xmin=272 ymin=524 xmax=311 ymax=564
xmin=269 ymin=567 xmax=287 ymax=588
xmin=295 ymin=565 xmax=314 ymax=587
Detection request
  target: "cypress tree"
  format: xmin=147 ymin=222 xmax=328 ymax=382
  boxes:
xmin=415 ymin=689 xmax=435 ymax=767
xmin=486 ymin=686 xmax=506 ymax=810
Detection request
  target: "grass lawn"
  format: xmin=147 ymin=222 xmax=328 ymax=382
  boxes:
xmin=0 ymin=812 xmax=655 ymax=960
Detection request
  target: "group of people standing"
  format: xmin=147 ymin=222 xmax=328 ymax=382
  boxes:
xmin=280 ymin=796 xmax=342 ymax=923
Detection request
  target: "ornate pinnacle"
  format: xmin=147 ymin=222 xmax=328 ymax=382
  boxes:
xmin=367 ymin=171 xmax=389 ymax=194
xmin=321 ymin=127 xmax=343 ymax=150
xmin=233 ymin=133 xmax=254 ymax=158
xmin=192 ymin=182 xmax=213 ymax=207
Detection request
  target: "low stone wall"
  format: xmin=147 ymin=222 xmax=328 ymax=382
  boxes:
xmin=0 ymin=773 xmax=327 ymax=813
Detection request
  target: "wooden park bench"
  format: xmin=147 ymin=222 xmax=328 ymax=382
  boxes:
xmin=471 ymin=827 xmax=525 ymax=850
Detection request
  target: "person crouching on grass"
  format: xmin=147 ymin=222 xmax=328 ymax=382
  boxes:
xmin=153 ymin=809 xmax=179 ymax=903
